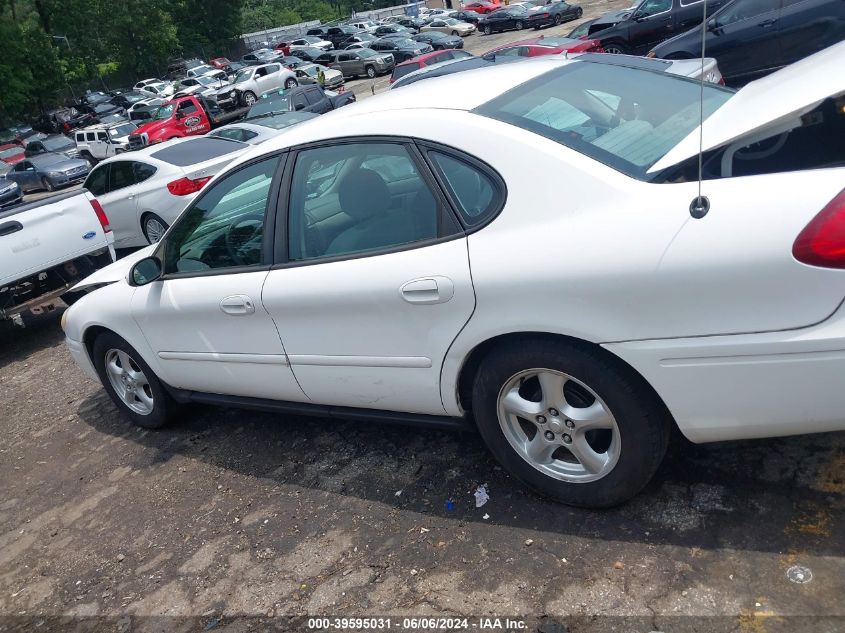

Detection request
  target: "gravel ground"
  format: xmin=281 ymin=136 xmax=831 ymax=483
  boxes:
xmin=1 ymin=307 xmax=844 ymax=633
xmin=5 ymin=4 xmax=845 ymax=632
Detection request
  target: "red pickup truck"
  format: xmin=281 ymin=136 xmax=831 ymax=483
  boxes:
xmin=128 ymin=94 xmax=246 ymax=150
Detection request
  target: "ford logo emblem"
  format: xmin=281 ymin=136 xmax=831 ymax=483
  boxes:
xmin=82 ymin=231 xmax=97 ymax=240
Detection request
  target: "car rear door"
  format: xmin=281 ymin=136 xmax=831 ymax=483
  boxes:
xmin=702 ymin=0 xmax=783 ymax=82
xmin=98 ymin=160 xmax=142 ymax=246
xmin=261 ymin=139 xmax=475 ymax=414
xmin=776 ymin=0 xmax=845 ymax=67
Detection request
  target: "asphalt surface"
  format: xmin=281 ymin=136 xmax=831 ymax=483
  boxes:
xmin=4 ymin=3 xmax=845 ymax=632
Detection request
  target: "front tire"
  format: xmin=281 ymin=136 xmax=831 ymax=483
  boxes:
xmin=471 ymin=339 xmax=670 ymax=507
xmin=515 ymin=20 xmax=524 ymax=30
xmin=41 ymin=177 xmax=55 ymax=192
xmin=92 ymin=332 xmax=178 ymax=430
xmin=365 ymin=64 xmax=377 ymax=78
xmin=242 ymin=90 xmax=257 ymax=107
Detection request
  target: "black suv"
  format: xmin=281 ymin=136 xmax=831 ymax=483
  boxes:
xmin=651 ymin=0 xmax=845 ymax=85
xmin=325 ymin=25 xmax=364 ymax=48
xmin=587 ymin=0 xmax=728 ymax=55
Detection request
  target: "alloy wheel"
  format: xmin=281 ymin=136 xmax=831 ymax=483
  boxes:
xmin=243 ymin=91 xmax=257 ymax=106
xmin=496 ymin=368 xmax=621 ymax=483
xmin=515 ymin=20 xmax=524 ymax=30
xmin=144 ymin=217 xmax=167 ymax=243
xmin=105 ymin=349 xmax=155 ymax=415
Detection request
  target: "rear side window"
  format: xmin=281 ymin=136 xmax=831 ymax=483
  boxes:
xmin=133 ymin=161 xmax=157 ymax=183
xmin=427 ymin=149 xmax=503 ymax=226
xmin=109 ymin=161 xmax=136 ymax=191
xmin=474 ymin=62 xmax=732 ymax=180
xmin=392 ymin=63 xmax=420 ymax=81
xmin=150 ymin=137 xmax=245 ymax=166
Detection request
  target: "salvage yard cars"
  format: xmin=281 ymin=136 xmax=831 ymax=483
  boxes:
xmin=61 ymin=43 xmax=845 ymax=507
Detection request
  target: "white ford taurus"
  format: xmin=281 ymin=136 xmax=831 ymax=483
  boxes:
xmin=63 ymin=43 xmax=845 ymax=507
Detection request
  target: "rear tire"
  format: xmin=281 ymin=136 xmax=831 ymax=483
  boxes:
xmin=142 ymin=213 xmax=169 ymax=244
xmin=365 ymin=65 xmax=377 ymax=78
xmin=576 ymin=7 xmax=583 ymax=17
xmin=92 ymin=332 xmax=179 ymax=430
xmin=483 ymin=25 xmax=492 ymax=35
xmin=515 ymin=20 xmax=524 ymax=30
xmin=554 ymin=14 xmax=562 ymax=25
xmin=603 ymin=41 xmax=628 ymax=55
xmin=285 ymin=77 xmax=297 ymax=89
xmin=471 ymin=338 xmax=670 ymax=507
xmin=452 ymin=30 xmax=459 ymax=35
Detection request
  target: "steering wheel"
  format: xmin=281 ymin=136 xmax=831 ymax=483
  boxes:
xmin=224 ymin=213 xmax=264 ymax=266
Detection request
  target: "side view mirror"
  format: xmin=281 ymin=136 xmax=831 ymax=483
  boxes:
xmin=175 ymin=110 xmax=185 ymax=119
xmin=129 ymin=256 xmax=163 ymax=286
xmin=294 ymin=103 xmax=305 ymax=111
xmin=633 ymin=12 xmax=647 ymax=21
xmin=707 ymin=17 xmax=720 ymax=31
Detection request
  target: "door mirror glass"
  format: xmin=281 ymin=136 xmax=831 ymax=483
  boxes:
xmin=707 ymin=17 xmax=719 ymax=30
xmin=129 ymin=256 xmax=163 ymax=286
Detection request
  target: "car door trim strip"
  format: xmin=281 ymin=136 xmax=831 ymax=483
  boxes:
xmin=287 ymin=354 xmax=432 ymax=368
xmin=158 ymin=351 xmax=289 ymax=365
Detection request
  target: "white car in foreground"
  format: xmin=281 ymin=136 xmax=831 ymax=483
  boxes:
xmin=81 ymin=136 xmax=250 ymax=247
xmin=64 ymin=43 xmax=845 ymax=507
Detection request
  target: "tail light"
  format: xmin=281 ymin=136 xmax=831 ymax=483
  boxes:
xmin=167 ymin=175 xmax=212 ymax=196
xmin=540 ymin=12 xmax=550 ymax=17
xmin=90 ymin=198 xmax=111 ymax=233
xmin=793 ymin=187 xmax=845 ymax=268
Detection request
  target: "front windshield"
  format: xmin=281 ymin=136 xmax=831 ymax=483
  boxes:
xmin=109 ymin=123 xmax=136 ymax=137
xmin=475 ymin=62 xmax=733 ymax=180
xmin=445 ymin=18 xmax=461 ymax=24
xmin=246 ymin=96 xmax=292 ymax=118
xmin=154 ymin=104 xmax=175 ymax=120
xmin=234 ymin=68 xmax=253 ymax=84
xmin=42 ymin=136 xmax=73 ymax=150
xmin=197 ymin=76 xmax=219 ymax=86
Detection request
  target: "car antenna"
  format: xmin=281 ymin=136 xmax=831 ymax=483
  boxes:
xmin=690 ymin=0 xmax=710 ymax=219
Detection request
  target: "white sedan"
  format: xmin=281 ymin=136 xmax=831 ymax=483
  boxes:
xmin=64 ymin=43 xmax=845 ymax=507
xmin=81 ymin=136 xmax=249 ymax=247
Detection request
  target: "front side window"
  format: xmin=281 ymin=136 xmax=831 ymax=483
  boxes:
xmin=84 ymin=164 xmax=109 ymax=196
xmin=178 ymin=101 xmax=198 ymax=116
xmin=163 ymin=156 xmax=281 ymax=274
xmin=475 ymin=62 xmax=732 ymax=180
xmin=288 ymin=143 xmax=439 ymax=261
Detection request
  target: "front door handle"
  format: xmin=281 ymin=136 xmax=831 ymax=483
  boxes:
xmin=0 ymin=220 xmax=23 ymax=237
xmin=758 ymin=18 xmax=777 ymax=27
xmin=400 ymin=276 xmax=455 ymax=305
xmin=220 ymin=294 xmax=255 ymax=316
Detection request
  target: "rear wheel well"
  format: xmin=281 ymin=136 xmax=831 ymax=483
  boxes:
xmin=456 ymin=332 xmax=674 ymax=424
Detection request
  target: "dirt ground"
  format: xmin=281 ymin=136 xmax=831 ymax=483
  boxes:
xmin=1 ymin=306 xmax=844 ymax=633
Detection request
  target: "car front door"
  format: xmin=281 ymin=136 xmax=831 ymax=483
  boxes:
xmin=627 ymin=0 xmax=675 ymax=52
xmin=10 ymin=161 xmax=38 ymax=192
xmin=131 ymin=153 xmax=307 ymax=401
xmin=261 ymin=139 xmax=475 ymax=414
xmin=705 ymin=0 xmax=782 ymax=82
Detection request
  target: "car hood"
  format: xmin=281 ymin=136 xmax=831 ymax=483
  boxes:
xmin=650 ymin=39 xmax=845 ymax=173
xmin=72 ymin=244 xmax=157 ymax=291
xmin=132 ymin=118 xmax=174 ymax=137
xmin=44 ymin=156 xmax=88 ymax=172
xmin=592 ymin=9 xmax=633 ymax=27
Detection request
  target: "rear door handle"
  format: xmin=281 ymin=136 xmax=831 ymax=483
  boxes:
xmin=400 ymin=276 xmax=455 ymax=305
xmin=759 ymin=18 xmax=777 ymax=27
xmin=0 ymin=221 xmax=23 ymax=237
xmin=220 ymin=294 xmax=255 ymax=315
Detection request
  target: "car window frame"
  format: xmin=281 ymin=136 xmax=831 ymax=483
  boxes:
xmin=417 ymin=141 xmax=507 ymax=231
xmin=271 ymin=136 xmax=464 ymax=270
xmin=152 ymin=152 xmax=288 ymax=281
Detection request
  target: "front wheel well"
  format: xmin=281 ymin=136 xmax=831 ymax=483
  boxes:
xmin=83 ymin=325 xmax=111 ymax=362
xmin=455 ymin=332 xmax=674 ymax=425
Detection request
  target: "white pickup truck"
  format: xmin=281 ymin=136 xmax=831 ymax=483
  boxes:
xmin=0 ymin=189 xmax=115 ymax=325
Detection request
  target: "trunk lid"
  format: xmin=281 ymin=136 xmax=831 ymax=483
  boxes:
xmin=650 ymin=40 xmax=845 ymax=173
